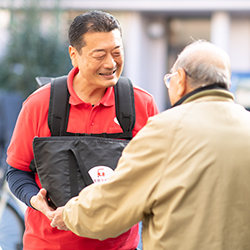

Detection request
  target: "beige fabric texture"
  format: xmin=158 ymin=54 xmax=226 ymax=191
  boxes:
xmin=63 ymin=89 xmax=250 ymax=250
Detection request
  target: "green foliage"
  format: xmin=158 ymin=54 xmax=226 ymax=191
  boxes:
xmin=0 ymin=0 xmax=72 ymax=97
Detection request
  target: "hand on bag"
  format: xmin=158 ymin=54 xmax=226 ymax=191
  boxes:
xmin=30 ymin=188 xmax=55 ymax=220
xmin=50 ymin=206 xmax=69 ymax=231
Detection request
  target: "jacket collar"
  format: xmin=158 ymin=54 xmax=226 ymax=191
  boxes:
xmin=172 ymin=83 xmax=234 ymax=107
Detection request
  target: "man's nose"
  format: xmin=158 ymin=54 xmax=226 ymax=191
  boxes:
xmin=103 ymin=54 xmax=116 ymax=69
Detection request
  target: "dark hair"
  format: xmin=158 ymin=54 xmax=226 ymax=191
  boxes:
xmin=68 ymin=10 xmax=122 ymax=53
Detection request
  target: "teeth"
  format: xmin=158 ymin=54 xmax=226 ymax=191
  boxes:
xmin=100 ymin=70 xmax=116 ymax=76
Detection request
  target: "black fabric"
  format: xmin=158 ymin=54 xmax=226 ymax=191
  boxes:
xmin=48 ymin=76 xmax=135 ymax=138
xmin=48 ymin=76 xmax=70 ymax=136
xmin=57 ymin=131 xmax=134 ymax=139
xmin=29 ymin=159 xmax=36 ymax=173
xmin=33 ymin=136 xmax=130 ymax=208
xmin=6 ymin=165 xmax=40 ymax=207
xmin=114 ymin=76 xmax=136 ymax=133
xmin=172 ymin=83 xmax=229 ymax=107
xmin=31 ymin=75 xmax=135 ymax=208
xmin=68 ymin=149 xmax=80 ymax=198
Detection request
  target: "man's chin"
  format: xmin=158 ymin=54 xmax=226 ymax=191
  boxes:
xmin=104 ymin=76 xmax=119 ymax=86
xmin=98 ymin=73 xmax=121 ymax=87
xmin=108 ymin=80 xmax=118 ymax=87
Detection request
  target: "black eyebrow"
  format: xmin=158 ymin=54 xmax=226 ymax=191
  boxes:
xmin=92 ymin=45 xmax=121 ymax=53
xmin=92 ymin=49 xmax=106 ymax=53
xmin=113 ymin=45 xmax=121 ymax=50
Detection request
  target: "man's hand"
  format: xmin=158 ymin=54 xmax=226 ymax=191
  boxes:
xmin=30 ymin=188 xmax=55 ymax=220
xmin=49 ymin=206 xmax=69 ymax=231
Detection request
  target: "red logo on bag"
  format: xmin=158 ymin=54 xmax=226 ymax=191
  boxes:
xmin=89 ymin=166 xmax=114 ymax=183
xmin=97 ymin=168 xmax=105 ymax=177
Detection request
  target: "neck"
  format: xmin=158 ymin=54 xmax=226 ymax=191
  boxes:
xmin=73 ymin=74 xmax=106 ymax=105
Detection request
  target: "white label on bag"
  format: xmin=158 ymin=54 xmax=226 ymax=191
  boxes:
xmin=88 ymin=166 xmax=114 ymax=183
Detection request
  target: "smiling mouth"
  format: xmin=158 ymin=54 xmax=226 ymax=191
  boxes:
xmin=99 ymin=69 xmax=116 ymax=76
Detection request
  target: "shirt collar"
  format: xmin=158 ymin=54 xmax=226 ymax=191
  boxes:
xmin=172 ymin=83 xmax=233 ymax=107
xmin=67 ymin=67 xmax=115 ymax=107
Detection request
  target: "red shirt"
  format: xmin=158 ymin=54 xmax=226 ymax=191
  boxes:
xmin=7 ymin=67 xmax=159 ymax=250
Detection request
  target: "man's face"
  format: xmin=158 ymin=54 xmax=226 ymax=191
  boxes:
xmin=70 ymin=29 xmax=124 ymax=89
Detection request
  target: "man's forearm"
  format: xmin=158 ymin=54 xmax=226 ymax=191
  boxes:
xmin=6 ymin=165 xmax=40 ymax=207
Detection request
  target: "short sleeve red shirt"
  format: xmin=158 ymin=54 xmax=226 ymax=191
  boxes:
xmin=7 ymin=67 xmax=159 ymax=250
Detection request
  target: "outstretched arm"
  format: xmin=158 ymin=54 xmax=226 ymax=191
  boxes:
xmin=51 ymin=116 xmax=166 ymax=240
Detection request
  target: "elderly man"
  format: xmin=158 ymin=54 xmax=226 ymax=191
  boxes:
xmin=50 ymin=40 xmax=250 ymax=250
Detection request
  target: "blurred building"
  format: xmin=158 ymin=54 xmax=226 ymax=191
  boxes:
xmin=1 ymin=0 xmax=250 ymax=111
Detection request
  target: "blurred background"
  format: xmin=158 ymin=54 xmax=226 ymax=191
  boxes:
xmin=1 ymin=0 xmax=250 ymax=113
xmin=1 ymin=0 xmax=250 ymax=249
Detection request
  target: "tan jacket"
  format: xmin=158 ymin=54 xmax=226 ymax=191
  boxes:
xmin=64 ymin=89 xmax=250 ymax=250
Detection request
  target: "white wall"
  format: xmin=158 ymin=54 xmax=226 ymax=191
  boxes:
xmin=211 ymin=12 xmax=231 ymax=54
xmin=121 ymin=12 xmax=167 ymax=111
xmin=230 ymin=17 xmax=250 ymax=72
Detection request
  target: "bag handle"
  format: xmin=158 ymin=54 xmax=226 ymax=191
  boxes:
xmin=68 ymin=149 xmax=94 ymax=197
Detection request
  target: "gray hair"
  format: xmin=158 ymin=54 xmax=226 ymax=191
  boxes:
xmin=172 ymin=40 xmax=231 ymax=89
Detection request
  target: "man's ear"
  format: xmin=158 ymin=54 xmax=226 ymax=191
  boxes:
xmin=176 ymin=68 xmax=187 ymax=97
xmin=69 ymin=46 xmax=78 ymax=68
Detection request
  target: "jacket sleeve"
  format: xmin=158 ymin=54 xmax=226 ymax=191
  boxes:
xmin=63 ymin=114 xmax=167 ymax=240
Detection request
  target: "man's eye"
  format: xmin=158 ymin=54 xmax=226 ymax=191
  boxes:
xmin=96 ymin=56 xmax=105 ymax=59
xmin=113 ymin=50 xmax=122 ymax=57
xmin=113 ymin=52 xmax=121 ymax=57
xmin=93 ymin=53 xmax=106 ymax=59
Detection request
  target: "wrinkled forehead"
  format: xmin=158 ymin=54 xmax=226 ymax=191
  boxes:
xmin=81 ymin=30 xmax=123 ymax=53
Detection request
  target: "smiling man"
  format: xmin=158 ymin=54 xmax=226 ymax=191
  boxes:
xmin=6 ymin=11 xmax=159 ymax=250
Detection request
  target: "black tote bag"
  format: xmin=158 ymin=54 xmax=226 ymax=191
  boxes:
xmin=33 ymin=136 xmax=129 ymax=208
